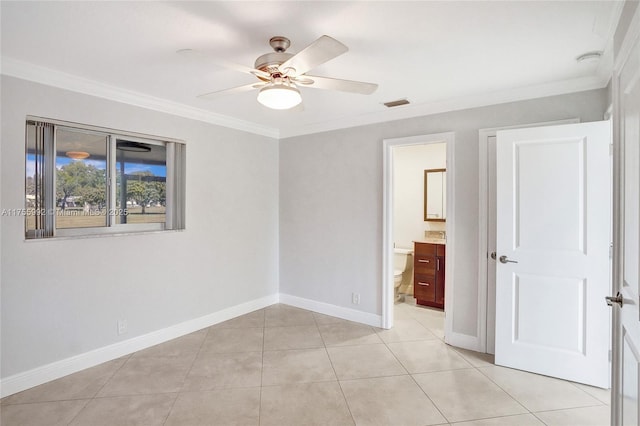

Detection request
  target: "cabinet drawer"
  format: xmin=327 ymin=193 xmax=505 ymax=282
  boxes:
xmin=414 ymin=255 xmax=437 ymax=273
xmin=414 ymin=242 xmax=437 ymax=256
xmin=414 ymin=274 xmax=436 ymax=301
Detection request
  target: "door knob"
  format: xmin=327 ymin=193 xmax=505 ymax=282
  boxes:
xmin=606 ymin=292 xmax=623 ymax=307
xmin=499 ymin=255 xmax=518 ymax=264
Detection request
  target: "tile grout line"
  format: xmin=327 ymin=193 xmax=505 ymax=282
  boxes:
xmin=86 ymin=352 xmax=133 ymax=399
xmin=60 ymin=399 xmax=93 ymax=426
xmin=66 ymin=352 xmax=134 ymax=425
xmin=179 ymin=328 xmax=211 ymax=392
xmin=564 ymin=380 xmax=612 ymax=406
xmin=474 ymin=364 xmax=608 ymax=417
xmin=398 ymin=302 xmax=538 ymax=424
xmin=384 ymin=307 xmax=451 ymax=425
xmin=402 ymin=304 xmax=533 ymax=422
xmin=314 ymin=312 xmax=357 ymax=426
xmin=531 ymin=411 xmax=551 ymax=425
xmin=528 ymin=403 xmax=611 ymax=426
xmin=159 ymin=328 xmax=210 ymax=426
xmin=473 ymin=364 xmax=536 ymax=416
xmin=418 ymin=365 xmax=532 ymax=426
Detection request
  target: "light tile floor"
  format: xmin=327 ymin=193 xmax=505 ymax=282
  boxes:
xmin=0 ymin=302 xmax=611 ymax=425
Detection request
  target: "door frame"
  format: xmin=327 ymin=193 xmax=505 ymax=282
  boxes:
xmin=477 ymin=118 xmax=580 ymax=353
xmin=611 ymin=2 xmax=640 ymax=422
xmin=382 ymin=132 xmax=455 ymax=331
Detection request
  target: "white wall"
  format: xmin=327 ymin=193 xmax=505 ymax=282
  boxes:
xmin=0 ymin=76 xmax=280 ymax=380
xmin=279 ymin=89 xmax=607 ymax=337
xmin=393 ymin=143 xmax=446 ymax=249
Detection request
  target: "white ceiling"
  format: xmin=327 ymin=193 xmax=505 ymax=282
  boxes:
xmin=0 ymin=1 xmax=622 ymax=138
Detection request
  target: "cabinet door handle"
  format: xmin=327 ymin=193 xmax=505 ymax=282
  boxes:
xmin=418 ymin=259 xmax=430 ymax=263
xmin=417 ymin=282 xmax=430 ymax=286
xmin=436 ymin=258 xmax=440 ymax=271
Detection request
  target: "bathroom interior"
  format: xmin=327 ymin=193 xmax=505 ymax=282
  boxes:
xmin=393 ymin=142 xmax=446 ymax=311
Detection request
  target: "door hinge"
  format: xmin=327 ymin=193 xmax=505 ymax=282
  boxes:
xmin=609 ymin=350 xmax=612 ymax=362
xmin=610 ymin=242 xmax=613 ymax=259
xmin=609 ymin=144 xmax=613 ymax=156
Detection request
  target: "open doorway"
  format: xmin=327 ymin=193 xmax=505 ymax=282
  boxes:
xmin=382 ymin=132 xmax=455 ymax=333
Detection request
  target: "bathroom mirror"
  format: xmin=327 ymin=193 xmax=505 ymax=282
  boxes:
xmin=424 ymin=168 xmax=446 ymax=221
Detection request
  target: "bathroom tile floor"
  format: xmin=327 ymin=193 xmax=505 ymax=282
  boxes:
xmin=0 ymin=302 xmax=611 ymax=425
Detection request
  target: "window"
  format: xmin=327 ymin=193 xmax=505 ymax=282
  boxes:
xmin=25 ymin=117 xmax=185 ymax=239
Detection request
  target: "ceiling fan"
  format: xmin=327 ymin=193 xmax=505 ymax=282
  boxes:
xmin=179 ymin=35 xmax=378 ymax=110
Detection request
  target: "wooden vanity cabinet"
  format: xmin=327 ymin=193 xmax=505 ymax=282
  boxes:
xmin=413 ymin=242 xmax=445 ymax=309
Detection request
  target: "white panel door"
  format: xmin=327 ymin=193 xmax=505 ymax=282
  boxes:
xmin=495 ymin=121 xmax=611 ymax=388
xmin=612 ymin=7 xmax=640 ymax=424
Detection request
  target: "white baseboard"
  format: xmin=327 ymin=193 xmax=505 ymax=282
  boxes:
xmin=279 ymin=293 xmax=382 ymax=328
xmin=1 ymin=293 xmax=383 ymax=398
xmin=0 ymin=294 xmax=279 ymax=398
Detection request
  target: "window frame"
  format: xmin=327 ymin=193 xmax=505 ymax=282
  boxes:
xmin=25 ymin=116 xmax=186 ymax=239
xmin=110 ymin=135 xmax=167 ymax=233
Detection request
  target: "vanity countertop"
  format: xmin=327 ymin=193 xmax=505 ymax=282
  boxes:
xmin=415 ymin=238 xmax=446 ymax=245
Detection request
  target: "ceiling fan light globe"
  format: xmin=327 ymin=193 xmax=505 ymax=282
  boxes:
xmin=257 ymin=84 xmax=302 ymax=110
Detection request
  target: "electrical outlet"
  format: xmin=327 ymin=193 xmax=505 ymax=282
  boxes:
xmin=117 ymin=319 xmax=128 ymax=335
xmin=352 ymin=292 xmax=360 ymax=305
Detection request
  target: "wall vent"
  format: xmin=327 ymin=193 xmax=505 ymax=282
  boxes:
xmin=383 ymin=99 xmax=410 ymax=108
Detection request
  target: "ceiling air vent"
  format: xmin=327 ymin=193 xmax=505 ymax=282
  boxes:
xmin=383 ymin=99 xmax=410 ymax=108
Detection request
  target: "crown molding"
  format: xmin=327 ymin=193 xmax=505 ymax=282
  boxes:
xmin=1 ymin=56 xmax=610 ymax=141
xmin=279 ymin=74 xmax=609 ymax=139
xmin=0 ymin=56 xmax=279 ymax=139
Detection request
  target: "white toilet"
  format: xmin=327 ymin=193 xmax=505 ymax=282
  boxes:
xmin=394 ymin=248 xmax=414 ymax=302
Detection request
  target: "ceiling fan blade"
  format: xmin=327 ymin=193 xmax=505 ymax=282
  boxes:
xmin=197 ymin=82 xmax=266 ymax=100
xmin=296 ymin=75 xmax=378 ymax=95
xmin=177 ymin=49 xmax=271 ymax=79
xmin=278 ymin=35 xmax=348 ymax=76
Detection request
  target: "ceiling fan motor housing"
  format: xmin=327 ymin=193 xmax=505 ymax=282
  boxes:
xmin=254 ymin=52 xmax=294 ymax=77
xmin=254 ymin=36 xmax=295 ymax=79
